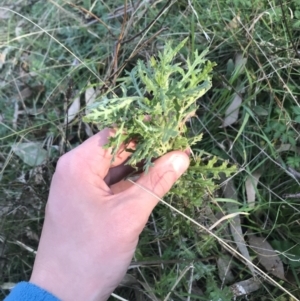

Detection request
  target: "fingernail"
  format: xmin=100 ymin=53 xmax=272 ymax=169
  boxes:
xmin=171 ymin=154 xmax=189 ymax=176
xmin=184 ymin=148 xmax=191 ymax=156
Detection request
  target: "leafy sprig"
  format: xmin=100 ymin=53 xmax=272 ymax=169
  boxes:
xmin=84 ymin=38 xmax=216 ymax=171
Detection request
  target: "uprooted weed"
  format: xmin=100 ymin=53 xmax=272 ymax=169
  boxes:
xmin=1 ymin=0 xmax=300 ymax=300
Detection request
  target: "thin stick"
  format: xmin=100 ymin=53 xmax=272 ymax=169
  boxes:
xmin=163 ymin=264 xmax=192 ymax=301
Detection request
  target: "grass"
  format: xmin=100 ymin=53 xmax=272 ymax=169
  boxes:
xmin=1 ymin=0 xmax=300 ymax=300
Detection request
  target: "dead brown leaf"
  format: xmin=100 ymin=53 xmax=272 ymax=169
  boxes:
xmin=222 ymin=176 xmax=255 ymax=276
xmin=248 ymin=235 xmax=285 ymax=280
xmin=85 ymin=84 xmax=96 ymax=115
xmin=223 ymin=93 xmax=242 ymax=127
xmin=85 ymin=86 xmax=96 ymax=105
xmin=217 ymin=255 xmax=235 ymax=284
xmin=234 ymin=53 xmax=247 ymax=74
xmin=84 ymin=123 xmax=93 ymax=137
xmin=0 ymin=47 xmax=10 ymax=69
xmin=65 ymin=96 xmax=80 ymax=124
xmin=19 ymin=87 xmax=32 ymax=100
xmin=245 ymin=171 xmax=262 ymax=208
xmin=226 ymin=13 xmax=241 ymax=29
xmin=230 ymin=277 xmax=261 ymax=297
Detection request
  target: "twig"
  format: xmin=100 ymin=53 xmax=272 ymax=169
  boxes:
xmin=278 ymin=0 xmax=300 ymax=59
xmin=282 ymin=193 xmax=300 ymax=199
xmin=67 ymin=2 xmax=115 ymax=38
xmin=121 ymin=0 xmax=171 ymax=44
xmin=287 ymin=167 xmax=300 ymax=179
xmin=110 ymin=0 xmax=128 ymax=85
xmin=107 ymin=27 xmax=168 ymax=82
xmin=163 ymin=264 xmax=193 ymax=301
xmin=187 ymin=264 xmax=194 ymax=301
xmin=151 ymin=213 xmax=164 ymax=270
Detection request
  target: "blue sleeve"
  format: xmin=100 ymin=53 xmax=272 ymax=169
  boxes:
xmin=4 ymin=282 xmax=61 ymax=301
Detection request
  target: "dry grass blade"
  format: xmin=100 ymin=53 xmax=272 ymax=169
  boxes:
xmin=209 ymin=212 xmax=249 ymax=230
xmin=138 ymin=280 xmax=161 ymax=301
xmin=163 ymin=264 xmax=193 ymax=301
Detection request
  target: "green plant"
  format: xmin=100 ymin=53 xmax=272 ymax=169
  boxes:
xmin=84 ymin=38 xmax=215 ymax=171
xmin=84 ymin=39 xmax=236 ymax=204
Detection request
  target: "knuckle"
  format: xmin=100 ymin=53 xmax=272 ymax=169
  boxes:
xmin=55 ymin=153 xmax=72 ymax=172
xmin=55 ymin=150 xmax=81 ymax=177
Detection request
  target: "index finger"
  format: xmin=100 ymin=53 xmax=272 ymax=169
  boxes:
xmin=72 ymin=128 xmax=134 ymax=179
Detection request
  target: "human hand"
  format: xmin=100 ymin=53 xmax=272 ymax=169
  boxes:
xmin=30 ymin=128 xmax=190 ymax=301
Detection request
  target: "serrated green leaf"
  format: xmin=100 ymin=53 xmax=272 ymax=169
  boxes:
xmin=84 ymin=39 xmax=215 ymax=171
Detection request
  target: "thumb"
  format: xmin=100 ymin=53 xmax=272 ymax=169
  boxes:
xmin=128 ymin=151 xmax=190 ymax=214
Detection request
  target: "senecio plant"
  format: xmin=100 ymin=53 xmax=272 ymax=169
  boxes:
xmin=84 ymin=38 xmax=235 ymax=205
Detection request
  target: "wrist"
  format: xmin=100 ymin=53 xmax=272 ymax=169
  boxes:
xmin=30 ymin=263 xmax=110 ymax=301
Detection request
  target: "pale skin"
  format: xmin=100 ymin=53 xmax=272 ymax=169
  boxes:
xmin=30 ymin=128 xmax=190 ymax=301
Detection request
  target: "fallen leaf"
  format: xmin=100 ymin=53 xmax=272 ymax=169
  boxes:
xmin=253 ymin=105 xmax=268 ymax=116
xmin=85 ymin=85 xmax=96 ymax=109
xmin=15 ymin=26 xmax=23 ymax=38
xmin=25 ymin=227 xmax=39 ymax=242
xmin=84 ymin=123 xmax=93 ymax=137
xmin=222 ymin=175 xmax=255 ymax=276
xmin=245 ymin=171 xmax=262 ymax=208
xmin=12 ymin=142 xmax=48 ymax=166
xmin=226 ymin=14 xmax=241 ymax=29
xmin=0 ymin=47 xmax=11 ymax=70
xmin=230 ymin=277 xmax=261 ymax=297
xmin=19 ymin=87 xmax=32 ymax=100
xmin=223 ymin=93 xmax=242 ymax=127
xmin=276 ymin=144 xmax=300 ymax=154
xmin=234 ymin=53 xmax=247 ymax=74
xmin=226 ymin=58 xmax=235 ymax=77
xmin=65 ymin=96 xmax=80 ymax=124
xmin=0 ymin=282 xmax=16 ymax=290
xmin=248 ymin=235 xmax=285 ymax=280
xmin=217 ymin=255 xmax=235 ymax=284
xmin=119 ymin=274 xmax=139 ymax=286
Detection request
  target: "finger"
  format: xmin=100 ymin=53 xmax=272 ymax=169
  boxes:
xmin=72 ymin=128 xmax=135 ymax=179
xmin=110 ymin=180 xmax=133 ymax=194
xmin=104 ymin=163 xmax=134 ymax=186
xmin=127 ymin=151 xmax=189 ymax=215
